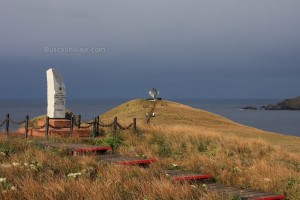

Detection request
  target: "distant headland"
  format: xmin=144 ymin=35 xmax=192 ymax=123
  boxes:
xmin=266 ymin=96 xmax=300 ymax=110
xmin=242 ymin=96 xmax=300 ymax=110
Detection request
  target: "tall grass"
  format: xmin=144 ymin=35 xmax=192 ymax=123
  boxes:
xmin=0 ymin=99 xmax=299 ymax=199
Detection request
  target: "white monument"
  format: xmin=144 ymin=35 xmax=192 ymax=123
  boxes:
xmin=47 ymin=68 xmax=66 ymax=118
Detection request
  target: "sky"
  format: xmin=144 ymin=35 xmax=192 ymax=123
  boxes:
xmin=0 ymin=0 xmax=300 ymax=99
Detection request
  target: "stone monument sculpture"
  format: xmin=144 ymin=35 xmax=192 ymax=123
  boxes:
xmin=47 ymin=68 xmax=66 ymax=118
xmin=17 ymin=68 xmax=90 ymax=137
xmin=149 ymin=88 xmax=159 ymax=100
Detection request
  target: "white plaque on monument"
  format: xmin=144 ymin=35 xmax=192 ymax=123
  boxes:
xmin=47 ymin=68 xmax=66 ymax=118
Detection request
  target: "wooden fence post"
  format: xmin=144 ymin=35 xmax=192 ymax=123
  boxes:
xmin=77 ymin=115 xmax=81 ymax=129
xmin=70 ymin=115 xmax=74 ymax=136
xmin=5 ymin=114 xmax=9 ymax=136
xmin=25 ymin=115 xmax=29 ymax=139
xmin=45 ymin=117 xmax=49 ymax=139
xmin=133 ymin=117 xmax=137 ymax=136
xmin=113 ymin=117 xmax=118 ymax=138
xmin=96 ymin=116 xmax=100 ymax=136
xmin=92 ymin=118 xmax=97 ymax=139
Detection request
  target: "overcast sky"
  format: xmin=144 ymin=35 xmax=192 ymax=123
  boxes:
xmin=0 ymin=0 xmax=299 ymax=99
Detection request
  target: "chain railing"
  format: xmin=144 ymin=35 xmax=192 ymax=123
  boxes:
xmin=73 ymin=116 xmax=94 ymax=129
xmin=98 ymin=121 xmax=115 ymax=128
xmin=1 ymin=114 xmax=138 ymax=140
xmin=117 ymin=122 xmax=133 ymax=130
xmin=9 ymin=119 xmax=26 ymax=125
xmin=0 ymin=114 xmax=30 ymax=138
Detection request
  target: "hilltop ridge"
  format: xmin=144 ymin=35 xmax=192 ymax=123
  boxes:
xmin=100 ymin=99 xmax=300 ymax=152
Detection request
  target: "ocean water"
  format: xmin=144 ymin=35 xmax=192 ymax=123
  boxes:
xmin=176 ymin=99 xmax=300 ymax=137
xmin=0 ymin=99 xmax=299 ymax=137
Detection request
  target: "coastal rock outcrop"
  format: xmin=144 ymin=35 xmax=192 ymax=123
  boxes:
xmin=266 ymin=96 xmax=300 ymax=110
xmin=241 ymin=106 xmax=258 ymax=110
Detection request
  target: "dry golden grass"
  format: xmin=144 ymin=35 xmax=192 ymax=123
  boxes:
xmin=100 ymin=99 xmax=300 ymax=199
xmin=0 ymin=138 xmax=224 ymax=200
xmin=101 ymin=99 xmax=300 ymax=152
xmin=0 ymin=99 xmax=299 ymax=199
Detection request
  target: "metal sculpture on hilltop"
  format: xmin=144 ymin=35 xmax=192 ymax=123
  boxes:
xmin=149 ymin=88 xmax=159 ymax=100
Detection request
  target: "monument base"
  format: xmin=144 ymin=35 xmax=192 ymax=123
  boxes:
xmin=146 ymin=98 xmax=162 ymax=101
xmin=18 ymin=118 xmax=91 ymax=138
xmin=49 ymin=119 xmax=71 ymax=127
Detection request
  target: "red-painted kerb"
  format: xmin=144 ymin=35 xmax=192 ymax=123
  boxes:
xmin=173 ymin=174 xmax=213 ymax=181
xmin=74 ymin=147 xmax=112 ymax=152
xmin=119 ymin=159 xmax=156 ymax=165
xmin=252 ymin=195 xmax=285 ymax=200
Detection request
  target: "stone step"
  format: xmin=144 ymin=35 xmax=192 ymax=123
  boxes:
xmin=206 ymin=183 xmax=285 ymax=200
xmin=98 ymin=154 xmax=156 ymax=166
xmin=165 ymin=170 xmax=212 ymax=181
xmin=38 ymin=118 xmax=71 ymax=127
xmin=18 ymin=127 xmax=91 ymax=138
xmin=49 ymin=119 xmax=70 ymax=127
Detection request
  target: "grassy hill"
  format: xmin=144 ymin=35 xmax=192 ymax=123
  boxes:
xmin=0 ymin=99 xmax=300 ymax=199
xmin=101 ymin=99 xmax=300 ymax=152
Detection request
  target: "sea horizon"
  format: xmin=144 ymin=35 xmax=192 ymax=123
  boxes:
xmin=0 ymin=98 xmax=299 ymax=137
